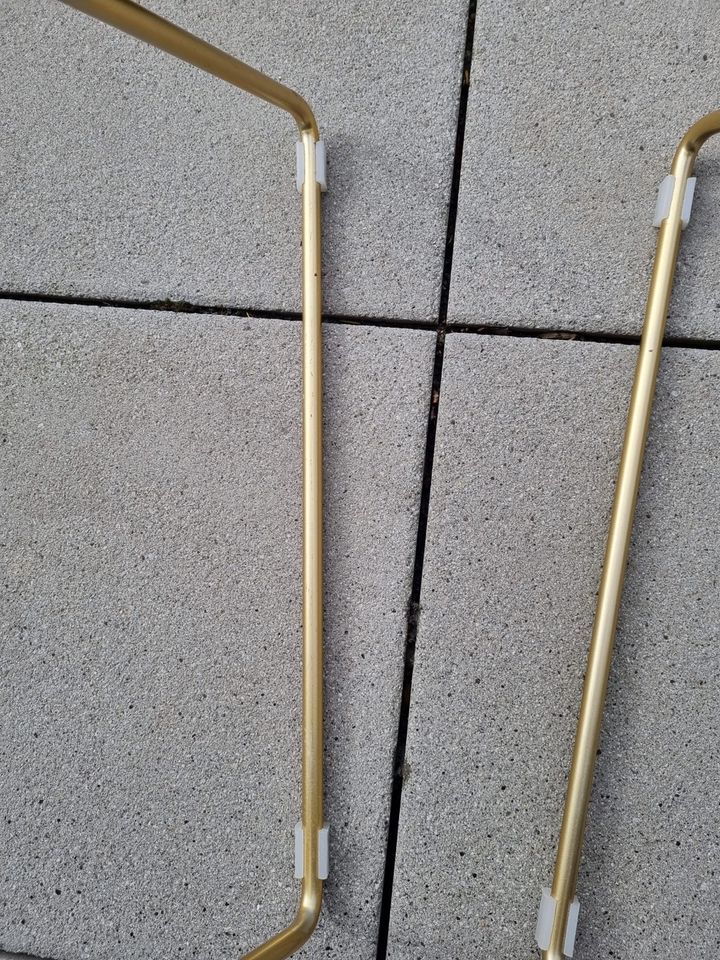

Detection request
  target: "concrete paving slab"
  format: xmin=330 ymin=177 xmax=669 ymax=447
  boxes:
xmin=388 ymin=333 xmax=720 ymax=959
xmin=0 ymin=301 xmax=434 ymax=959
xmin=449 ymin=1 xmax=720 ymax=339
xmin=0 ymin=0 xmax=467 ymax=322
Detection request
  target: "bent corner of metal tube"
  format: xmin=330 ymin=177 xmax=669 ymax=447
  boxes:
xmin=537 ymin=107 xmax=720 ymax=960
xmin=674 ymin=109 xmax=720 ymax=164
xmin=242 ymin=879 xmax=323 ymax=960
xmin=53 ymin=4 xmax=326 ymax=960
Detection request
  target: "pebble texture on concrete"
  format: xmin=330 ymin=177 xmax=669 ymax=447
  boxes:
xmin=388 ymin=333 xmax=720 ymax=959
xmin=0 ymin=0 xmax=466 ymax=321
xmin=0 ymin=302 xmax=434 ymax=959
xmin=448 ymin=1 xmax=720 ymax=339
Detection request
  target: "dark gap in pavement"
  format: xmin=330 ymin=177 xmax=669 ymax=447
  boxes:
xmin=448 ymin=321 xmax=720 ymax=352
xmin=374 ymin=1 xmax=478 ymax=957
xmin=0 ymin=290 xmax=435 ymax=332
xmin=0 ymin=948 xmax=55 ymax=959
xmin=4 ymin=291 xmax=720 ymax=352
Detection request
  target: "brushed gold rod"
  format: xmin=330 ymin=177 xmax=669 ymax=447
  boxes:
xmin=59 ymin=0 xmax=318 ymax=136
xmin=56 ymin=3 xmax=325 ymax=959
xmin=538 ymin=109 xmax=720 ymax=960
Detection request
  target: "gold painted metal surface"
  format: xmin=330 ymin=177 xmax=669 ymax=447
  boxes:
xmin=59 ymin=0 xmax=318 ymax=137
xmin=56 ymin=3 xmax=325 ymax=959
xmin=243 ymin=129 xmax=326 ymax=960
xmin=541 ymin=110 xmax=720 ymax=960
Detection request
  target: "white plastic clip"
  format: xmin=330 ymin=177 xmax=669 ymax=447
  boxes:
xmin=683 ymin=176 xmax=697 ymax=227
xmin=294 ymin=822 xmax=304 ymax=879
xmin=653 ymin=174 xmax=696 ymax=229
xmin=294 ymin=823 xmax=330 ymax=880
xmin=296 ymin=140 xmax=328 ymax=193
xmin=317 ymin=825 xmax=329 ymax=880
xmin=536 ymin=888 xmax=580 ymax=957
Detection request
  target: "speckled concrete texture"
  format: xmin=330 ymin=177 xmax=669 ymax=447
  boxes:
xmin=0 ymin=0 xmax=466 ymax=321
xmin=388 ymin=333 xmax=720 ymax=959
xmin=449 ymin=1 xmax=720 ymax=339
xmin=0 ymin=301 xmax=434 ymax=959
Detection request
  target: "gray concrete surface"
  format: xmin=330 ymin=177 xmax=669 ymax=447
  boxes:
xmin=0 ymin=0 xmax=467 ymax=322
xmin=5 ymin=3 xmax=720 ymax=958
xmin=388 ymin=333 xmax=720 ymax=959
xmin=449 ymin=1 xmax=720 ymax=339
xmin=0 ymin=301 xmax=434 ymax=960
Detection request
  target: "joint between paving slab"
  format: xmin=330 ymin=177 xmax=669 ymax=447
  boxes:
xmin=0 ymin=290 xmax=437 ymax=333
xmin=447 ymin=321 xmax=720 ymax=352
xmin=0 ymin=948 xmax=54 ymax=960
xmin=5 ymin=293 xmax=720 ymax=353
xmin=375 ymin=2 xmax=477 ymax=957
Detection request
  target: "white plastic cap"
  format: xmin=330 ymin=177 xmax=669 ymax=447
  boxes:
xmin=296 ymin=140 xmax=328 ymax=193
xmin=536 ymin=887 xmax=580 ymax=957
xmin=653 ymin=174 xmax=696 ymax=229
xmin=294 ymin=823 xmax=330 ymax=880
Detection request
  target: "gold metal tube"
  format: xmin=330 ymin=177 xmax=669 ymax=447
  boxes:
xmin=55 ymin=3 xmax=325 ymax=959
xmin=243 ymin=129 xmax=325 ymax=960
xmin=541 ymin=110 xmax=720 ymax=960
xmin=59 ymin=0 xmax=318 ymax=137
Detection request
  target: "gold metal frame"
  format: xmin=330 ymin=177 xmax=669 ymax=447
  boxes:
xmin=56 ymin=3 xmax=325 ymax=959
xmin=539 ymin=110 xmax=720 ymax=959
